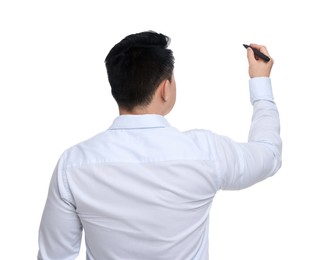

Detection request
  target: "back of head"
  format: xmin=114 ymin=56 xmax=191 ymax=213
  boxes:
xmin=105 ymin=31 xmax=175 ymax=111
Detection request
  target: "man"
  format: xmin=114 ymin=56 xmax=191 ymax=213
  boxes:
xmin=38 ymin=31 xmax=282 ymax=259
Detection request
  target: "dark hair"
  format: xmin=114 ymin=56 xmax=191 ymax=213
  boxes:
xmin=105 ymin=31 xmax=175 ymax=111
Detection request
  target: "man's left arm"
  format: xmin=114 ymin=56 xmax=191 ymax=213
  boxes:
xmin=38 ymin=156 xmax=82 ymax=260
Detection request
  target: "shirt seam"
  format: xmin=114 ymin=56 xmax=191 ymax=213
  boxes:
xmin=64 ymin=158 xmax=215 ymax=171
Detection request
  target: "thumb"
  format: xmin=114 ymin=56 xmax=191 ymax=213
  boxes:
xmin=247 ymin=47 xmax=256 ymax=63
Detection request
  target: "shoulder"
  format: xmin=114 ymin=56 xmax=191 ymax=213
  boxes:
xmin=183 ymin=128 xmax=237 ymax=159
xmin=183 ymin=128 xmax=215 ymax=141
xmin=59 ymin=131 xmax=108 ymax=169
xmin=182 ymin=128 xmax=217 ymax=154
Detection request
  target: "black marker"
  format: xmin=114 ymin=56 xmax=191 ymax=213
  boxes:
xmin=243 ymin=44 xmax=270 ymax=62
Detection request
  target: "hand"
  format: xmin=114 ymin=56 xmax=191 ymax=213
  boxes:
xmin=247 ymin=44 xmax=274 ymax=78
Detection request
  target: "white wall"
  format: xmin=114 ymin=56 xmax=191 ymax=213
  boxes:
xmin=1 ymin=0 xmax=318 ymax=259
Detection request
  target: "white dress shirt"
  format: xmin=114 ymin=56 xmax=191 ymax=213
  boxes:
xmin=38 ymin=77 xmax=282 ymax=260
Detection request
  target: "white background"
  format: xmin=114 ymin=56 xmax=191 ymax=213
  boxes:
xmin=1 ymin=0 xmax=318 ymax=259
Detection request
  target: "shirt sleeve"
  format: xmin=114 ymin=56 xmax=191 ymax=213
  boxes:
xmin=215 ymin=77 xmax=282 ymax=190
xmin=38 ymin=154 xmax=83 ymax=260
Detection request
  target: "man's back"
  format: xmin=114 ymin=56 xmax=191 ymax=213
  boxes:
xmin=40 ymin=115 xmax=220 ymax=259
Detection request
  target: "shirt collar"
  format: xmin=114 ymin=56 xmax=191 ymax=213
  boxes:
xmin=109 ymin=114 xmax=171 ymax=130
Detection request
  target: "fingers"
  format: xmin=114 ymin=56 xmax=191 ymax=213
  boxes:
xmin=250 ymin=43 xmax=274 ymax=63
xmin=249 ymin=43 xmax=267 ymax=53
xmin=249 ymin=43 xmax=273 ymax=61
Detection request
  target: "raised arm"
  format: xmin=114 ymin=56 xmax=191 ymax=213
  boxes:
xmin=216 ymin=44 xmax=282 ymax=190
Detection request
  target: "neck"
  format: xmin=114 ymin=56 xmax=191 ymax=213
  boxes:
xmin=119 ymin=106 xmax=165 ymax=116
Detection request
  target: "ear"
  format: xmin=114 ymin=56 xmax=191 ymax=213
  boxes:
xmin=160 ymin=79 xmax=170 ymax=102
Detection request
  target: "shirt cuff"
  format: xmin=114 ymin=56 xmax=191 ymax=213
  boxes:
xmin=249 ymin=77 xmax=274 ymax=104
